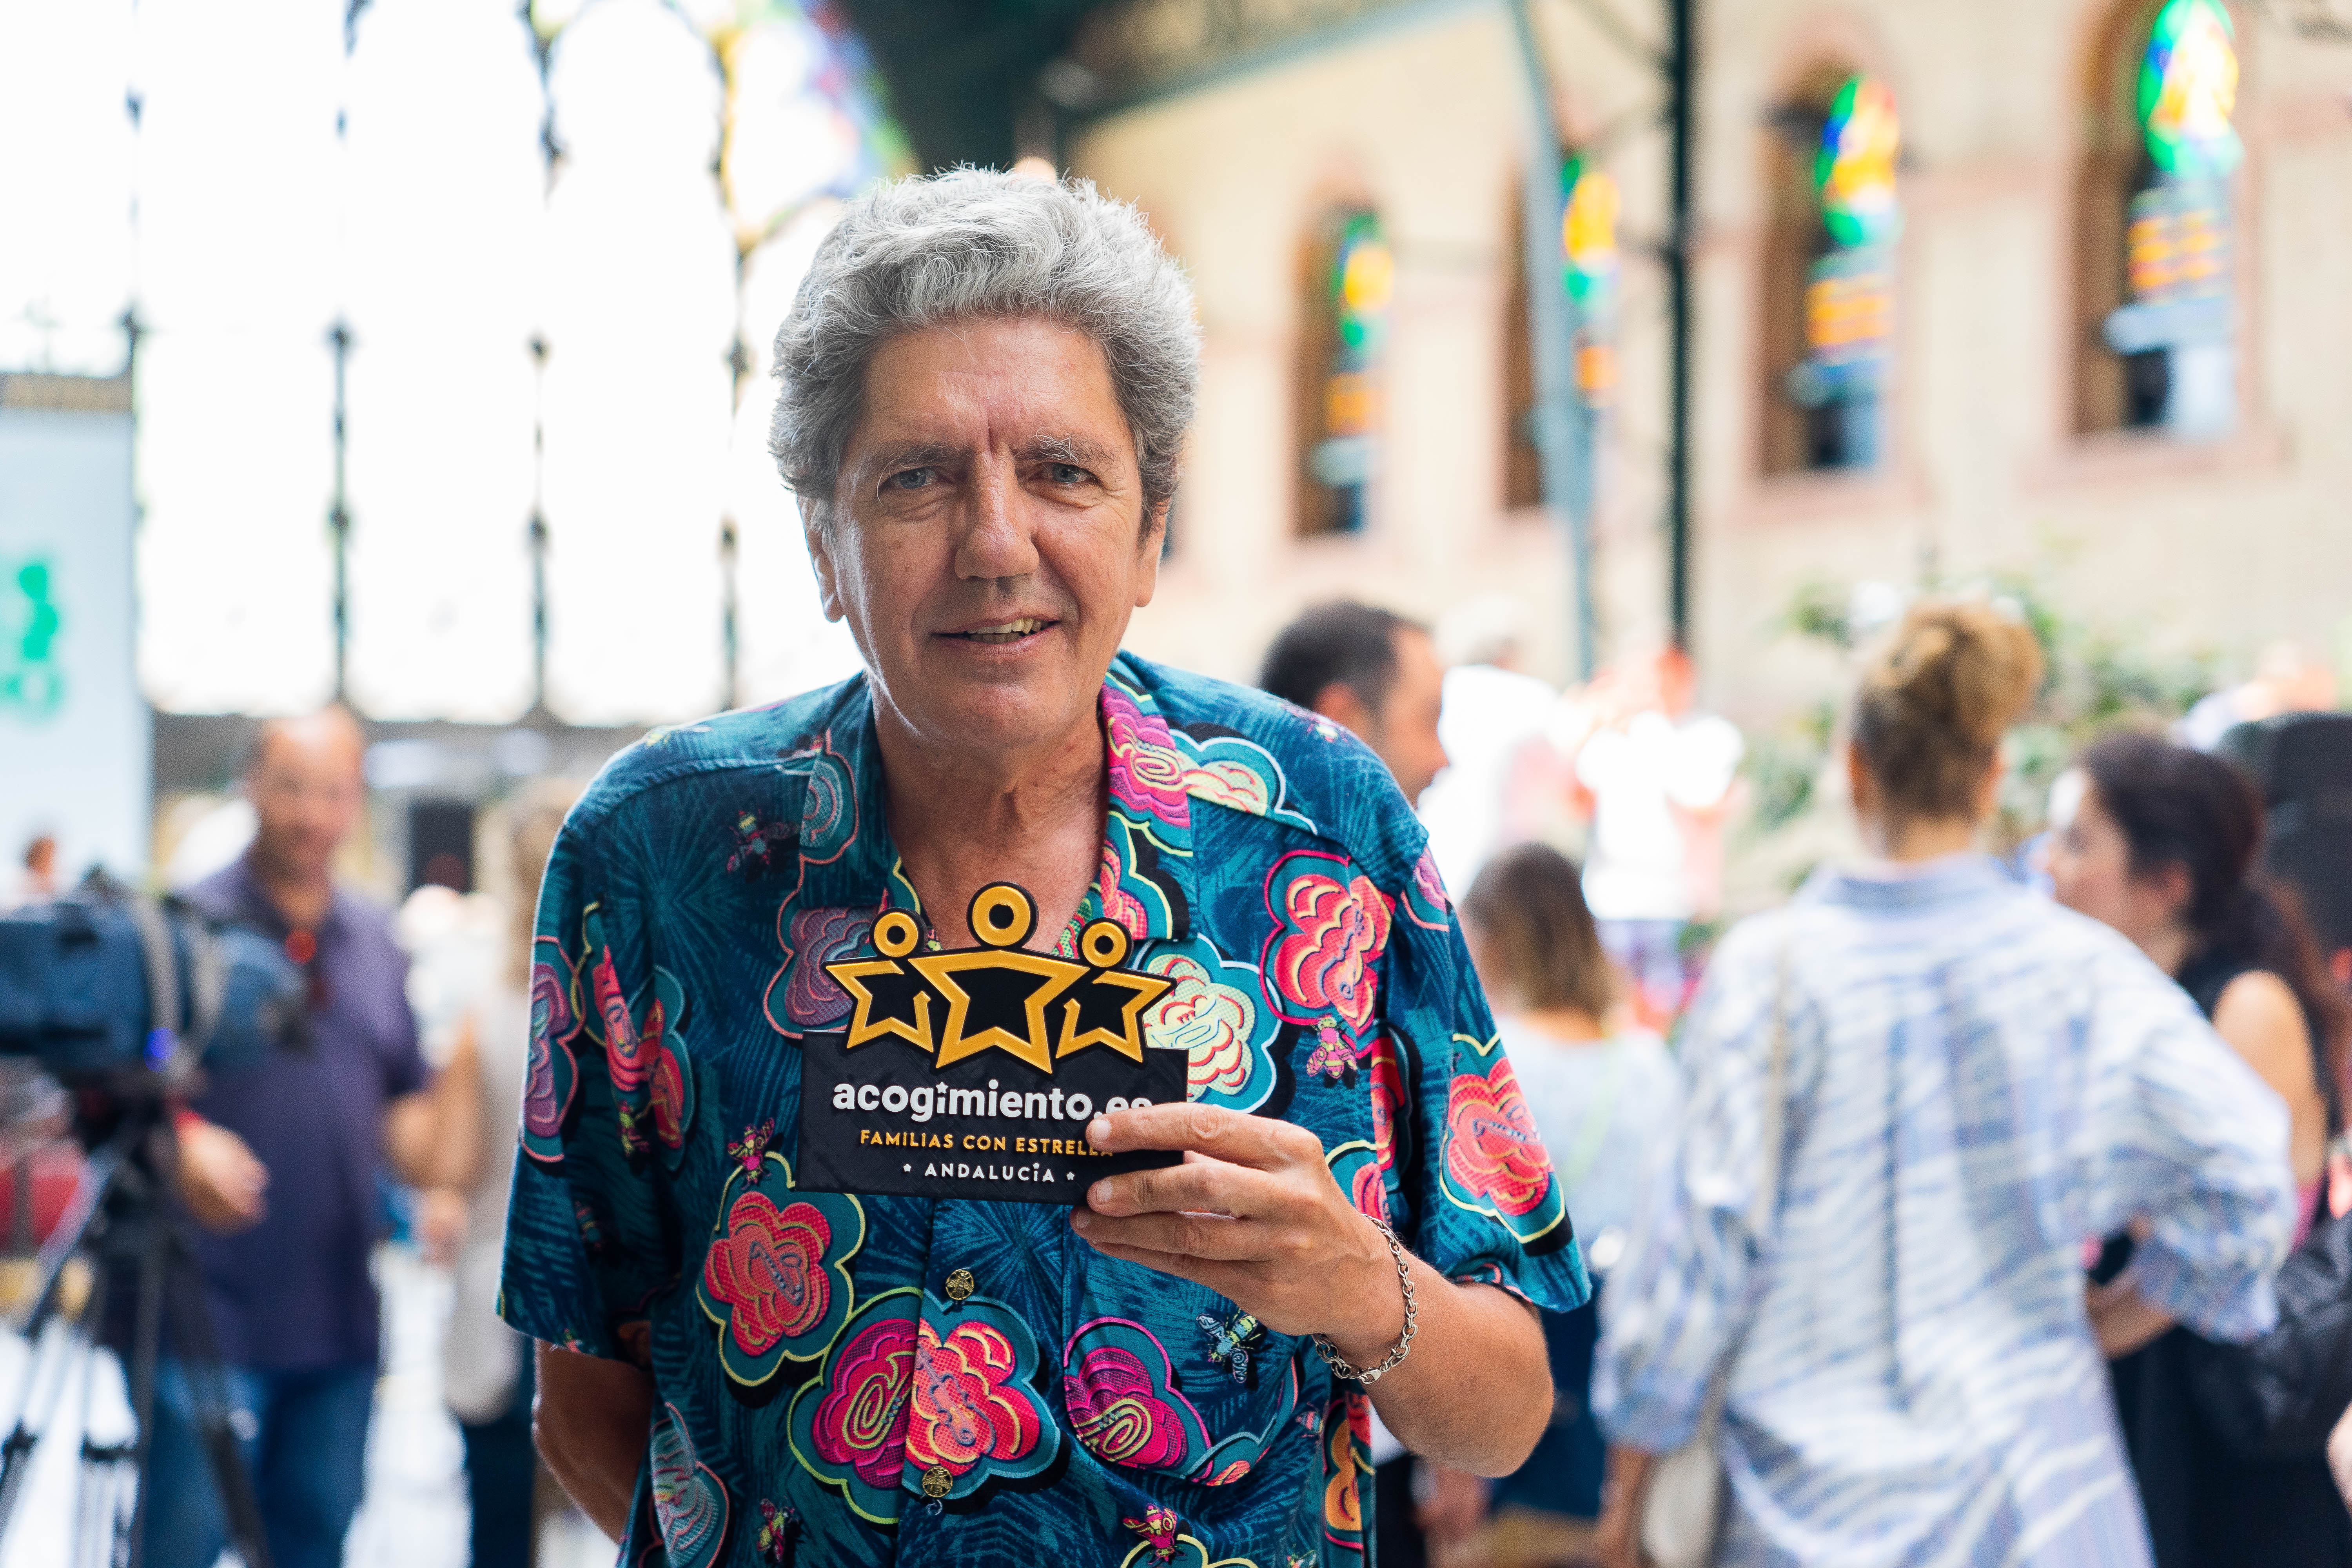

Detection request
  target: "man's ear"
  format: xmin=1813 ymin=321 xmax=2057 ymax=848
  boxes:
xmin=1310 ymin=681 xmax=1375 ymax=745
xmin=1844 ymin=738 xmax=1874 ymax=815
xmin=1133 ymin=500 xmax=1169 ymax=608
xmin=1975 ymin=748 xmax=2008 ymax=821
xmin=800 ymin=502 xmax=846 ymax=623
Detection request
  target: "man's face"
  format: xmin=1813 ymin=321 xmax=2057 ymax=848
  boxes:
xmin=1370 ymin=627 xmax=1449 ymax=804
xmin=247 ymin=723 xmax=363 ymax=882
xmin=807 ymin=317 xmax=1163 ymax=762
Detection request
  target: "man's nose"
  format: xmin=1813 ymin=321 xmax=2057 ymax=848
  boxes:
xmin=952 ymin=457 xmax=1041 ymax=583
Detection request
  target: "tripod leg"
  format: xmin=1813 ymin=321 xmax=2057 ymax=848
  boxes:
xmin=0 ymin=1124 xmax=137 ymax=1540
xmin=12 ymin=1128 xmax=133 ymax=1338
xmin=156 ymin=1231 xmax=270 ymax=1568
xmin=0 ymin=1315 xmax=72 ymax=1537
xmin=73 ymin=1269 xmax=162 ymax=1568
xmin=119 ymin=1187 xmax=168 ymax=1568
xmin=64 ymin=1259 xmax=131 ymax=1568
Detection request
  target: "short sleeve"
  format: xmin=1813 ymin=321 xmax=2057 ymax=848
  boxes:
xmin=1382 ymin=890 xmax=1589 ymax=1314
xmin=2071 ymin=944 xmax=2295 ymax=1340
xmin=495 ymin=801 xmax=679 ymax=1363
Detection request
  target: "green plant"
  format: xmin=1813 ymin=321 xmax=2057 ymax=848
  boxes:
xmin=1737 ymin=566 xmax=2223 ymax=861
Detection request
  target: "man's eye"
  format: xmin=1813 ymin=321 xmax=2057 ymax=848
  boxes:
xmin=885 ymin=468 xmax=933 ymax=492
xmin=1045 ymin=463 xmax=1090 ymax=486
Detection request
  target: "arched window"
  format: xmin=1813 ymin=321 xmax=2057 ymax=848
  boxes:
xmin=1762 ymin=72 xmax=1900 ymax=475
xmin=1503 ymin=158 xmax=1619 ymax=512
xmin=2076 ymin=0 xmax=2241 ymax=438
xmin=1297 ymin=208 xmax=1391 ymax=536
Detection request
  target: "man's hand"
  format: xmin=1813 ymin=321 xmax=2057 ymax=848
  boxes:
xmin=2085 ymin=1276 xmax=2177 ymax=1359
xmin=174 ymin=1117 xmax=269 ymax=1234
xmin=417 ymin=1187 xmax=469 ymax=1267
xmin=1589 ymin=1443 xmax=1656 ymax=1568
xmin=1070 ymin=1103 xmax=1401 ymax=1358
xmin=1071 ymin=1102 xmax=1551 ymax=1476
xmin=1416 ymin=1461 xmax=1491 ymax=1550
xmin=386 ymin=1018 xmax=486 ymax=1192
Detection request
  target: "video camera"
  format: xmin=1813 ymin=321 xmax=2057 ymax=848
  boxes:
xmin=0 ymin=875 xmax=307 ymax=1092
xmin=0 ymin=876 xmax=307 ymax=1568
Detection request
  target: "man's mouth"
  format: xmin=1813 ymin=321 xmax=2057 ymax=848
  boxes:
xmin=944 ymin=617 xmax=1054 ymax=646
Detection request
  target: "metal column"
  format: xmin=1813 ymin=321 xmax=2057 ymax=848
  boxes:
xmin=1504 ymin=0 xmax=1598 ymax=682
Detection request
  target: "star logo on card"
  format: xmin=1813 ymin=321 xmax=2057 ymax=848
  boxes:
xmin=802 ymin=884 xmax=1185 ymax=1205
xmin=822 ymin=886 xmax=1171 ymax=1074
xmin=1054 ymin=919 xmax=1170 ymax=1064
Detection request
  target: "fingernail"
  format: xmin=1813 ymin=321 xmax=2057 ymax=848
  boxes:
xmin=1087 ymin=1116 xmax=1110 ymax=1148
xmin=1089 ymin=1180 xmax=1112 ymax=1207
xmin=1071 ymin=1208 xmax=1092 ymax=1231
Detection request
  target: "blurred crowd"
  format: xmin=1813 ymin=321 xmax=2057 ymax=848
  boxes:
xmin=5 ymin=590 xmax=2349 ymax=1568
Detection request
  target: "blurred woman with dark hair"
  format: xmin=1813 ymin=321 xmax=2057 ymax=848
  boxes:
xmin=1460 ymin=844 xmax=1680 ymax=1528
xmin=1590 ymin=601 xmax=2294 ymax=1568
xmin=2048 ymin=731 xmax=2352 ymax=1568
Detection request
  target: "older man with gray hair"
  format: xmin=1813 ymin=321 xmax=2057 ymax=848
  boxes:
xmin=502 ymin=169 xmax=1584 ymax=1566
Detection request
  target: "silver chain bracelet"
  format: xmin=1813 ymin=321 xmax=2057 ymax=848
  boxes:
xmin=1311 ymin=1216 xmax=1418 ymax=1386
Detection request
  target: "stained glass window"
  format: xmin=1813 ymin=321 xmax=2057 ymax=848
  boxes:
xmin=1301 ymin=210 xmax=1392 ymax=535
xmin=5 ymin=0 xmax=907 ymax=724
xmin=132 ymin=0 xmax=347 ymax=716
xmin=1781 ymin=74 xmax=1900 ymax=471
xmin=2102 ymin=0 xmax=2239 ymax=436
xmin=341 ymin=0 xmax=546 ymax=723
xmin=0 ymin=0 xmax=135 ymax=377
xmin=1563 ymin=159 xmax=1621 ymax=409
xmin=1506 ymin=157 xmax=1618 ymax=510
xmin=536 ymin=0 xmax=737 ymax=726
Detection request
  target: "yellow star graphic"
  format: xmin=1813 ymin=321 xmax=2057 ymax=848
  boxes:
xmin=908 ymin=949 xmax=1085 ymax=1073
xmin=823 ymin=956 xmax=936 ymax=1054
xmin=1056 ymin=967 xmax=1176 ymax=1064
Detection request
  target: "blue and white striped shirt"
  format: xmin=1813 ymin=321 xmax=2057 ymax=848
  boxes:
xmin=1594 ymin=855 xmax=2295 ymax=1568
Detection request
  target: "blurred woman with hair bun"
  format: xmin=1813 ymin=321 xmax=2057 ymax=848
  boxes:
xmin=2048 ymin=731 xmax=2352 ymax=1568
xmin=1589 ymin=601 xmax=2296 ymax=1568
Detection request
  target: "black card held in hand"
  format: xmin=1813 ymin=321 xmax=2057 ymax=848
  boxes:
xmin=793 ymin=884 xmax=1187 ymax=1204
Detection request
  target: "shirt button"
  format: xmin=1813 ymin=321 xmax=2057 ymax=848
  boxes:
xmin=920 ymin=1465 xmax=953 ymax=1499
xmin=943 ymin=1268 xmax=975 ymax=1303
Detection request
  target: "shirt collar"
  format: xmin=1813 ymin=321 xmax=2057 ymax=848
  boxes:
xmin=1802 ymin=851 xmax=2011 ymax=910
xmin=228 ymin=851 xmax=346 ymax=938
xmin=792 ymin=655 xmax=1196 ymax=944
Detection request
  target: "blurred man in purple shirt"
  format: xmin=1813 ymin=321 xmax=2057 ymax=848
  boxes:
xmin=151 ymin=708 xmax=480 ymax=1568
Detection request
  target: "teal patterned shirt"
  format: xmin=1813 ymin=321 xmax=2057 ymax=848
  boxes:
xmin=497 ymin=652 xmax=1588 ymax=1568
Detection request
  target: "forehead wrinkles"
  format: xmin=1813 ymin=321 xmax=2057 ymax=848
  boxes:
xmin=848 ymin=324 xmax=1131 ymax=458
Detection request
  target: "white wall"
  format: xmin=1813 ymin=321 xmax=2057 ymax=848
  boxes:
xmin=0 ymin=393 xmax=148 ymax=887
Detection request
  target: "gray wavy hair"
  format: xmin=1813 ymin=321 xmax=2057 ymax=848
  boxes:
xmin=768 ymin=168 xmax=1200 ymax=536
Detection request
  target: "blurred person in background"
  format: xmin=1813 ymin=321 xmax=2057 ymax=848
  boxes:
xmin=2174 ymin=639 xmax=2339 ymax=753
xmin=1569 ymin=648 xmax=1741 ymax=1030
xmin=1591 ymin=602 xmax=2296 ymax=1568
xmin=2046 ymin=732 xmax=2352 ymax=1568
xmin=1259 ymin=600 xmax=1450 ymax=807
xmin=1258 ymin=600 xmax=1467 ymax=1566
xmin=5 ymin=831 xmax=59 ymax=909
xmin=417 ymin=784 xmax=580 ymax=1568
xmin=1418 ymin=594 xmax=1565 ymax=897
xmin=155 ymin=707 xmax=484 ymax=1568
xmin=1457 ymin=843 xmax=1679 ymax=1538
xmin=1262 ymin=601 xmax=1517 ymax=1566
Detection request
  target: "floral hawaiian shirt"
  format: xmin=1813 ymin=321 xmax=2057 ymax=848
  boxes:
xmin=497 ymin=652 xmax=1588 ymax=1568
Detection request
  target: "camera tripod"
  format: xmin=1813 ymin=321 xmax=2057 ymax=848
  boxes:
xmin=0 ymin=1088 xmax=272 ymax=1568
